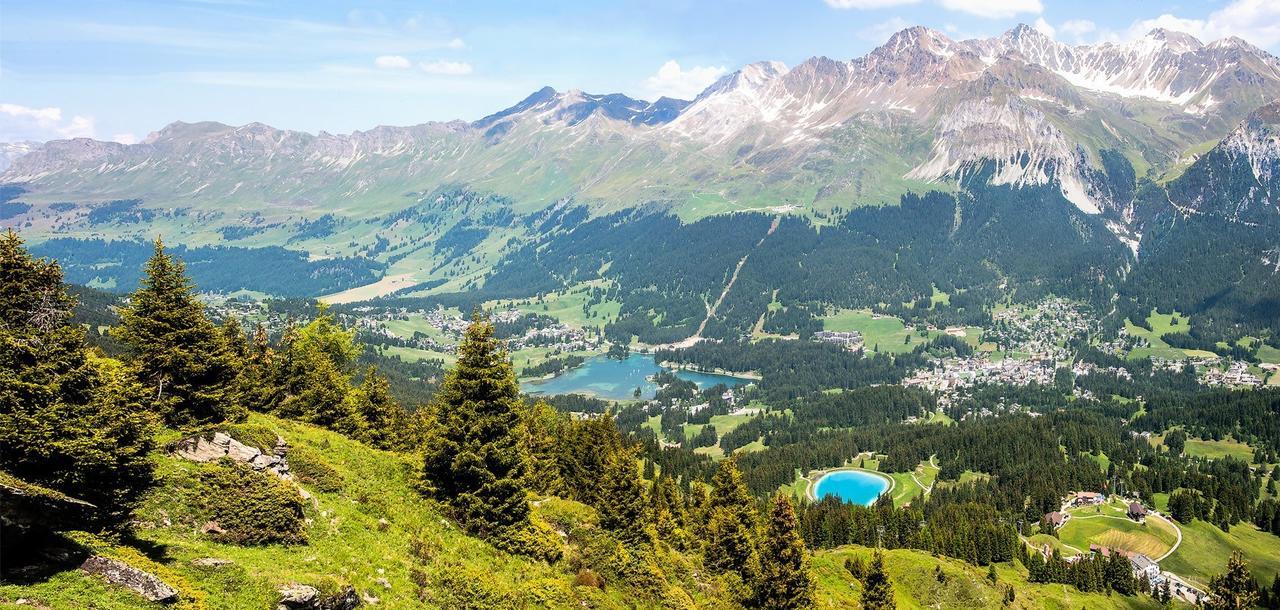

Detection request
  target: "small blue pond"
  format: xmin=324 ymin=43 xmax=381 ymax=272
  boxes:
xmin=813 ymin=470 xmax=891 ymax=506
xmin=522 ymin=353 xmax=749 ymax=401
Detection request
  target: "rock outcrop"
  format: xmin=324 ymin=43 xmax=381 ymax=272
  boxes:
xmin=277 ymin=584 xmax=360 ymax=610
xmin=172 ymin=432 xmax=291 ymax=478
xmin=79 ymin=556 xmax=179 ymax=604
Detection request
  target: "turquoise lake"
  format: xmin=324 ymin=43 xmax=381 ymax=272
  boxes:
xmin=522 ymin=354 xmax=749 ymax=401
xmin=812 ymin=470 xmax=891 ymax=506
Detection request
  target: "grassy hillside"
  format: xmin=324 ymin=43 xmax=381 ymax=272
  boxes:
xmin=811 ymin=546 xmax=1167 ymax=609
xmin=2 ymin=411 xmax=1211 ymax=609
xmin=1159 ymin=520 xmax=1280 ymax=589
xmin=0 ymin=413 xmax=712 ymax=609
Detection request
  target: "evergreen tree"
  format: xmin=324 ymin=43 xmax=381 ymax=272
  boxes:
xmin=352 ymin=367 xmax=401 ymax=449
xmin=597 ymin=446 xmax=650 ymax=546
xmin=114 ymin=238 xmax=240 ymax=425
xmin=230 ymin=322 xmax=275 ymax=412
xmin=704 ymin=459 xmax=759 ymax=576
xmin=522 ymin=400 xmax=564 ymax=496
xmin=753 ymin=495 xmax=815 ymax=610
xmin=650 ymin=475 xmax=690 ymax=549
xmin=860 ymin=551 xmax=895 ymax=610
xmin=421 ymin=314 xmax=546 ymax=555
xmin=268 ymin=305 xmax=362 ymax=435
xmin=1203 ymin=552 xmax=1259 ymax=610
xmin=0 ymin=231 xmax=157 ymax=532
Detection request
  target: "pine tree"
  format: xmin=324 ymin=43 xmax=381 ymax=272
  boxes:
xmin=114 ymin=238 xmax=240 ymax=425
xmin=352 ymin=367 xmax=401 ymax=449
xmin=753 ymin=495 xmax=815 ymax=610
xmin=704 ymin=459 xmax=759 ymax=576
xmin=650 ymin=475 xmax=690 ymax=548
xmin=0 ymin=231 xmax=157 ymax=532
xmin=522 ymin=400 xmax=564 ymax=496
xmin=268 ymin=305 xmax=363 ymax=435
xmin=1105 ymin=550 xmax=1135 ymax=594
xmin=1203 ymin=552 xmax=1259 ymax=610
xmin=421 ymin=314 xmax=545 ymax=555
xmin=860 ymin=551 xmax=895 ymax=610
xmin=597 ymin=446 xmax=650 ymax=546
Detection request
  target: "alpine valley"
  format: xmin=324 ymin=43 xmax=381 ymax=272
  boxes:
xmin=3 ymin=23 xmax=1279 ymax=344
xmin=5 ymin=18 xmax=1280 ymax=610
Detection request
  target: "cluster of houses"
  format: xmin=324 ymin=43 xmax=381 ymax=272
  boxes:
xmin=985 ymin=298 xmax=1095 ymax=362
xmin=812 ymin=330 xmax=863 ymax=350
xmin=1201 ymin=360 xmax=1264 ymax=388
xmin=902 ymin=356 xmax=1057 ymax=409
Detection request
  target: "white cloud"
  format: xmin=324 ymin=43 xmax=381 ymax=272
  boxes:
xmin=1127 ymin=0 xmax=1280 ymax=48
xmin=445 ymin=37 xmax=465 ymax=49
xmin=1033 ymin=17 xmax=1055 ymax=39
xmin=859 ymin=17 xmax=912 ymax=42
xmin=112 ymin=133 xmax=139 ymax=145
xmin=419 ymin=60 xmax=473 ymax=76
xmin=1059 ymin=19 xmax=1097 ymax=40
xmin=374 ymin=55 xmax=412 ymax=69
xmin=0 ymin=103 xmax=96 ymax=141
xmin=938 ymin=0 xmax=1042 ymax=19
xmin=643 ymin=60 xmax=727 ymax=100
xmin=823 ymin=0 xmax=920 ymax=9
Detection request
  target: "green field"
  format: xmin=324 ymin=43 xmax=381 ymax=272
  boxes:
xmin=1124 ymin=310 xmax=1216 ymax=361
xmin=1160 ymin=520 xmax=1280 ymax=588
xmin=1183 ymin=437 xmax=1256 ymax=461
xmin=820 ymin=309 xmax=979 ymax=354
xmin=813 ymin=546 xmax=1165 ymax=609
xmin=1025 ymin=533 xmax=1082 ymax=558
xmin=486 ymin=280 xmax=621 ymax=329
xmin=1057 ymin=501 xmax=1179 ymax=560
xmin=1150 ymin=431 xmax=1255 ymax=463
xmin=375 ymin=344 xmax=456 ymax=366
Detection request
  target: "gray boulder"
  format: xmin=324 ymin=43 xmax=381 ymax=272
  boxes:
xmin=172 ymin=432 xmax=291 ymax=478
xmin=277 ymin=584 xmax=360 ymax=610
xmin=277 ymin=583 xmax=319 ymax=609
xmin=80 ymin=556 xmax=179 ymax=603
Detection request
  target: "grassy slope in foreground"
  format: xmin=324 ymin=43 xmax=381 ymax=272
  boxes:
xmin=813 ymin=546 xmax=1165 ymax=609
xmin=0 ymin=413 xmax=657 ymax=609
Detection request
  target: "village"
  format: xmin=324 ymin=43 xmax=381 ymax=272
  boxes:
xmin=1037 ymin=492 xmax=1205 ymax=605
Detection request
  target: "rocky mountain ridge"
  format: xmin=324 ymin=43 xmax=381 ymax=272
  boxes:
xmin=2 ymin=24 xmax=1280 ymax=302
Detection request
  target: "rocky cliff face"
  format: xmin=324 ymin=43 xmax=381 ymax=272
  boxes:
xmin=2 ymin=24 xmax=1278 ymax=261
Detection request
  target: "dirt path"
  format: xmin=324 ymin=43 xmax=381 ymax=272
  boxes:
xmin=688 ymin=216 xmax=781 ymax=342
xmin=1153 ymin=513 xmax=1183 ymax=561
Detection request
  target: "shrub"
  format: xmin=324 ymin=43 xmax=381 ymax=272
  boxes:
xmin=224 ymin=423 xmax=280 ymax=452
xmin=491 ymin=518 xmax=563 ymax=563
xmin=288 ymin=447 xmax=343 ymax=493
xmin=573 ymin=569 xmax=604 ymax=589
xmin=199 ymin=461 xmax=307 ymax=546
xmin=420 ymin=562 xmax=521 ymax=610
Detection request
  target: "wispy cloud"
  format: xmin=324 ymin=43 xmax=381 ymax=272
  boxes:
xmin=1059 ymin=19 xmax=1097 ymax=41
xmin=1032 ymin=18 xmax=1055 ymax=38
xmin=1126 ymin=0 xmax=1280 ymax=47
xmin=824 ymin=0 xmax=920 ymax=8
xmin=375 ymin=55 xmax=412 ymax=69
xmin=643 ymin=60 xmax=726 ymax=100
xmin=0 ymin=103 xmax=95 ymax=141
xmin=937 ymin=0 xmax=1042 ymax=19
xmin=859 ymin=17 xmax=912 ymax=41
xmin=419 ymin=60 xmax=473 ymax=76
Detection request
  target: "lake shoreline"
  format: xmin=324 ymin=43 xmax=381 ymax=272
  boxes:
xmin=521 ymin=353 xmax=753 ymax=401
xmin=805 ymin=466 xmax=895 ymax=506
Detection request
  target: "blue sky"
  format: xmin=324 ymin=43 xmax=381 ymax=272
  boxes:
xmin=2 ymin=0 xmax=1278 ymax=143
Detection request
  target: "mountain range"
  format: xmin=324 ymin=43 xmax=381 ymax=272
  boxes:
xmin=1 ymin=23 xmax=1278 ymax=340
